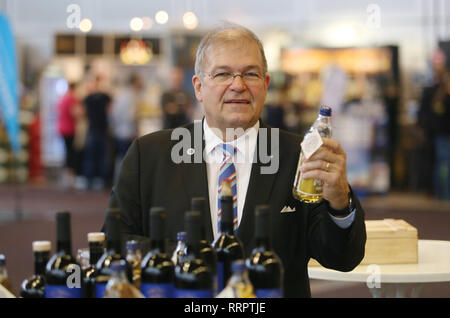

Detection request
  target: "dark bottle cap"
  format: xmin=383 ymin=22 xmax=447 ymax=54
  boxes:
xmin=319 ymin=105 xmax=332 ymax=117
xmin=56 ymin=211 xmax=71 ymax=243
xmin=220 ymin=179 xmax=234 ymax=229
xmin=191 ymin=197 xmax=207 ymax=238
xmin=221 ymin=207 xmax=234 ymax=231
xmin=149 ymin=207 xmax=166 ymax=241
xmin=184 ymin=211 xmax=201 ymax=244
xmin=105 ymin=208 xmax=122 ymax=251
xmin=0 ymin=254 xmax=5 ymax=266
xmin=191 ymin=197 xmax=206 ymax=214
xmin=254 ymin=205 xmax=271 ymax=239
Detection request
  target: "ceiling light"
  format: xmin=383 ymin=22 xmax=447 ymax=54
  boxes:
xmin=130 ymin=17 xmax=143 ymax=32
xmin=183 ymin=11 xmax=198 ymax=30
xmin=155 ymin=10 xmax=169 ymax=24
xmin=79 ymin=18 xmax=92 ymax=33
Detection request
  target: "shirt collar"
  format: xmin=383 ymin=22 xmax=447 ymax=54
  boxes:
xmin=203 ymin=118 xmax=259 ymax=160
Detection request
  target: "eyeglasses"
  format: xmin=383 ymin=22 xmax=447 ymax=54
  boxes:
xmin=204 ymin=71 xmax=265 ymax=85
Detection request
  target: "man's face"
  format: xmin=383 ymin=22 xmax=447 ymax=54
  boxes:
xmin=192 ymin=41 xmax=270 ymax=134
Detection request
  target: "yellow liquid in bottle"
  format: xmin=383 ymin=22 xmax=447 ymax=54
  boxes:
xmin=292 ymin=153 xmax=323 ymax=203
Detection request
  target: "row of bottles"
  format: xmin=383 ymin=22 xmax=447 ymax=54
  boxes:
xmin=14 ymin=181 xmax=283 ymax=298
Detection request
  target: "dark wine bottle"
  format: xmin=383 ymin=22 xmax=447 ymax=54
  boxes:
xmin=94 ymin=209 xmax=132 ymax=298
xmin=45 ymin=211 xmax=83 ymax=298
xmin=140 ymin=207 xmax=175 ymax=298
xmin=212 ymin=180 xmax=244 ymax=292
xmin=191 ymin=197 xmax=218 ymax=294
xmin=245 ymin=205 xmax=284 ymax=298
xmin=83 ymin=232 xmax=105 ymax=298
xmin=20 ymin=241 xmax=51 ymax=298
xmin=174 ymin=211 xmax=213 ymax=298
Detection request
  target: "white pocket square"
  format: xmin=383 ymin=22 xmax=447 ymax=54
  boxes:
xmin=280 ymin=206 xmax=296 ymax=213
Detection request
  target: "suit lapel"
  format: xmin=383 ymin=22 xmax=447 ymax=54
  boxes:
xmin=180 ymin=119 xmax=214 ymax=242
xmin=237 ymin=123 xmax=280 ymax=252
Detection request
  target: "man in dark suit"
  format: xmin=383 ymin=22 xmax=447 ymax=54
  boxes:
xmin=104 ymin=23 xmax=366 ymax=298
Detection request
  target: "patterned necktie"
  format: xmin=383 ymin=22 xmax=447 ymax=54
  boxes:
xmin=218 ymin=143 xmax=238 ymax=234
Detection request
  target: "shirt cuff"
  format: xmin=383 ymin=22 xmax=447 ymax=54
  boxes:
xmin=329 ymin=209 xmax=356 ymax=229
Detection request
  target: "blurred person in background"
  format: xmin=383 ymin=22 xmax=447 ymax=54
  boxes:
xmin=161 ymin=66 xmax=193 ymax=129
xmin=433 ymin=71 xmax=450 ymax=200
xmin=56 ymin=81 xmax=82 ymax=189
xmin=419 ymin=49 xmax=450 ymax=200
xmin=263 ymin=85 xmax=288 ymax=131
xmin=82 ymin=75 xmax=112 ymax=191
xmin=110 ymin=73 xmax=142 ymax=183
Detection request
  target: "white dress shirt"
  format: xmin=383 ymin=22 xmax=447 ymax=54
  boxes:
xmin=202 ymin=119 xmax=355 ymax=241
xmin=203 ymin=119 xmax=259 ymax=240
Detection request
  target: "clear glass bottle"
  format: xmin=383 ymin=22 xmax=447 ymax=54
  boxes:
xmin=126 ymin=240 xmax=142 ymax=289
xmin=103 ymin=260 xmax=144 ymax=298
xmin=171 ymin=231 xmax=187 ymax=266
xmin=0 ymin=254 xmax=14 ymax=296
xmin=293 ymin=105 xmax=332 ymax=203
xmin=217 ymin=260 xmax=255 ymax=298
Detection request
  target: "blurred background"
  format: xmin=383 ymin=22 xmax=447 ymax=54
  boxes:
xmin=0 ymin=0 xmax=449 ymax=297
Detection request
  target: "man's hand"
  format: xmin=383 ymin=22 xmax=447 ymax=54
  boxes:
xmin=299 ymin=138 xmax=350 ymax=210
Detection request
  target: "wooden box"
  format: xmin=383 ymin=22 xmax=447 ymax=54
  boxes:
xmin=309 ymin=218 xmax=418 ymax=266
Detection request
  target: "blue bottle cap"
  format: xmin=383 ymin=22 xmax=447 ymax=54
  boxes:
xmin=231 ymin=260 xmax=246 ymax=272
xmin=319 ymin=106 xmax=332 ymax=116
xmin=177 ymin=231 xmax=187 ymax=241
xmin=110 ymin=260 xmax=127 ymax=272
xmin=126 ymin=240 xmax=140 ymax=251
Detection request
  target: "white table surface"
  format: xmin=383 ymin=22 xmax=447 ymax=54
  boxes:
xmin=308 ymin=240 xmax=450 ymax=284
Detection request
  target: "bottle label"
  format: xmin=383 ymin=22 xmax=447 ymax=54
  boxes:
xmin=141 ymin=283 xmax=174 ymax=298
xmin=301 ymin=128 xmax=323 ymax=159
xmin=45 ymin=285 xmax=82 ymax=298
xmin=298 ymin=178 xmax=323 ymax=195
xmin=95 ymin=282 xmax=107 ymax=298
xmin=174 ymin=289 xmax=213 ymax=298
xmin=217 ymin=262 xmax=225 ymax=292
xmin=255 ymin=288 xmax=282 ymax=298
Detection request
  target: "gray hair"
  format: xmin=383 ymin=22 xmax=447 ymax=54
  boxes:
xmin=194 ymin=22 xmax=267 ymax=75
